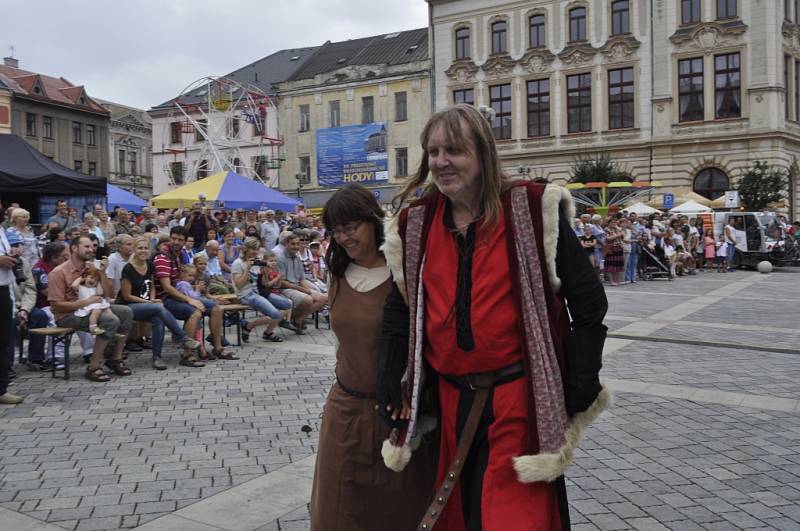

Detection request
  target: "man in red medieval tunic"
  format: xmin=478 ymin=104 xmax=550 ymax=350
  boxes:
xmin=378 ymin=105 xmax=609 ymax=530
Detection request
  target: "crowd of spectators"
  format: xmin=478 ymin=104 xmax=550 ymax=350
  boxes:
xmin=0 ymin=199 xmax=331 ymax=403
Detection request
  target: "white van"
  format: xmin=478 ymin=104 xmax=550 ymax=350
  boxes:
xmin=711 ymin=212 xmax=790 ymax=267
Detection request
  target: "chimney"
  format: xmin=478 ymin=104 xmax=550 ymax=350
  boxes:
xmin=3 ymin=57 xmax=18 ymax=68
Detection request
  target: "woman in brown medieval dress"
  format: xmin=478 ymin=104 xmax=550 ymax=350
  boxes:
xmin=310 ymin=183 xmax=434 ymax=531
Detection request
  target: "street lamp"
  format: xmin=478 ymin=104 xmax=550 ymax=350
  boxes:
xmin=295 ymin=173 xmax=304 ymax=199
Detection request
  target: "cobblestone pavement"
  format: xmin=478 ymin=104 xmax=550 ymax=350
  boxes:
xmin=1 ymin=267 xmax=799 ymax=530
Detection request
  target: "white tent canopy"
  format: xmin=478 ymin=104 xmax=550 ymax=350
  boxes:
xmin=623 ymin=202 xmax=661 ymax=215
xmin=669 ymin=199 xmax=712 ymax=214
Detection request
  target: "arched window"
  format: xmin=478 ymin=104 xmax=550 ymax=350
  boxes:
xmin=455 ymin=27 xmax=471 ymax=60
xmin=693 ymin=167 xmax=730 ymax=200
xmin=491 ymin=20 xmax=508 ymax=54
xmin=569 ymin=7 xmax=587 ymax=42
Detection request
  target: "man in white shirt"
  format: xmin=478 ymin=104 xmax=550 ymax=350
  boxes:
xmin=260 ymin=210 xmax=281 ymax=248
xmin=197 ymin=240 xmax=224 ymax=278
xmin=105 ymin=234 xmax=134 ymax=298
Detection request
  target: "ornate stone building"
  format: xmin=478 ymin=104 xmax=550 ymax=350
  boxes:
xmin=99 ymin=100 xmax=153 ymax=200
xmin=429 ymin=0 xmax=800 ymax=217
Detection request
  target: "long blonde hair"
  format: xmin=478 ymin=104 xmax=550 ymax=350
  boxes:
xmin=393 ymin=104 xmax=510 ymax=229
xmin=129 ymin=236 xmax=152 ymax=267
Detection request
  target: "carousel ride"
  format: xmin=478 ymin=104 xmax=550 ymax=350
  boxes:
xmin=160 ymin=76 xmax=285 ymax=188
xmin=565 ymin=180 xmax=664 ymax=216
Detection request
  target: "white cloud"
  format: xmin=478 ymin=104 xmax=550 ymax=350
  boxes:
xmin=0 ymin=0 xmax=428 ymax=109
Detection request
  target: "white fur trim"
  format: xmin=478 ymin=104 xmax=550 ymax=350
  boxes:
xmin=381 ymin=214 xmax=406 ymax=302
xmin=541 ymin=184 xmax=576 ymax=293
xmin=382 ymin=439 xmax=412 ymax=472
xmin=512 ymin=386 xmax=612 ymax=483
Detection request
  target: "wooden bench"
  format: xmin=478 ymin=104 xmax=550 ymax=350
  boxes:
xmin=26 ymin=328 xmax=75 ymax=380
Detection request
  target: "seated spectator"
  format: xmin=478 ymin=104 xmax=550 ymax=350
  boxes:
xmin=182 ymin=236 xmax=196 ymax=264
xmin=48 ymin=236 xmax=134 ymax=382
xmin=307 ymin=241 xmax=327 ymax=291
xmin=106 ymin=234 xmax=134 ymax=298
xmin=674 ymin=245 xmax=696 ymax=276
xmin=196 ymin=240 xmax=232 ymax=295
xmin=220 ymin=228 xmax=239 ymax=281
xmin=231 ymin=238 xmax=286 ymax=342
xmin=118 ymin=236 xmax=202 ymax=370
xmin=28 ymin=242 xmax=70 ymax=369
xmin=154 ymin=226 xmax=237 ymax=360
xmin=278 ymin=232 xmax=328 ymax=333
xmin=259 ymin=251 xmax=293 ymax=322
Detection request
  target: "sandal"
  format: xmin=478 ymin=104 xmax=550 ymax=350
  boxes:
xmin=262 ymin=332 xmax=284 ymax=342
xmin=241 ymin=321 xmax=252 ymax=343
xmin=86 ymin=366 xmax=111 ymax=382
xmin=212 ymin=349 xmax=240 ymax=360
xmin=105 ymin=360 xmax=132 ymax=376
xmin=179 ymin=355 xmax=205 ymax=368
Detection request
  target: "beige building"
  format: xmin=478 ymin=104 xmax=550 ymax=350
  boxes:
xmin=277 ymin=28 xmax=430 ymax=208
xmin=429 ymin=0 xmax=800 ymax=218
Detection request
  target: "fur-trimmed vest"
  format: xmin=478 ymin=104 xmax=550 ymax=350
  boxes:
xmin=380 ymin=181 xmax=610 ymax=483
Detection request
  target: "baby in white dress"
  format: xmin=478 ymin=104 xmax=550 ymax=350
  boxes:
xmin=71 ymin=264 xmax=112 ymax=335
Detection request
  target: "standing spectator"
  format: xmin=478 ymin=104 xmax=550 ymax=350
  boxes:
xmin=7 ymin=208 xmax=40 ymax=265
xmin=724 ymin=218 xmax=738 ymax=271
xmin=114 ymin=209 xmax=134 ymax=237
xmin=48 ymin=236 xmax=134 ymax=382
xmin=579 ymin=225 xmax=598 ymax=270
xmin=156 ymin=214 xmax=171 ymax=235
xmin=0 ymin=220 xmax=23 ymax=404
xmin=244 ymin=209 xmax=261 ymax=235
xmin=626 ymin=214 xmax=642 ymax=283
xmin=47 ymin=200 xmax=72 ymax=231
xmin=620 ymin=218 xmax=633 ymax=283
xmin=219 ymin=228 xmax=239 ymax=281
xmin=28 ymin=242 xmax=70 ymax=369
xmin=604 ymin=218 xmax=624 ymax=285
xmin=185 ymin=205 xmax=213 ymax=250
xmin=136 ymin=207 xmax=156 ymax=227
xmin=97 ymin=210 xmax=117 ymax=252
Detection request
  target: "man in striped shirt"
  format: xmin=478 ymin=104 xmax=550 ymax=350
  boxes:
xmin=154 ymin=226 xmax=235 ymax=360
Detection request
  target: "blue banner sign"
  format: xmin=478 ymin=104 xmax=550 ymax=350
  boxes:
xmin=316 ymin=123 xmax=389 ymax=187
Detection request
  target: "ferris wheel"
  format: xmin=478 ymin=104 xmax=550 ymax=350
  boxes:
xmin=161 ymin=76 xmax=284 ymax=187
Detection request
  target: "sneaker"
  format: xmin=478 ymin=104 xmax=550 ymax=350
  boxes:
xmin=0 ymin=392 xmax=24 ymax=405
xmin=152 ymin=357 xmax=167 ymax=370
xmin=137 ymin=337 xmax=153 ymax=349
xmin=180 ymin=337 xmax=201 ymax=350
xmin=124 ymin=342 xmax=143 ymax=352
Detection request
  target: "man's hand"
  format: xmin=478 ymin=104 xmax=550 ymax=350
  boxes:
xmin=99 ymin=257 xmax=108 ymax=270
xmin=0 ymin=255 xmax=17 ymax=269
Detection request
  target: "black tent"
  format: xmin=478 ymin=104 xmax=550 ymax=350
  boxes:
xmin=0 ymin=134 xmax=106 ymax=194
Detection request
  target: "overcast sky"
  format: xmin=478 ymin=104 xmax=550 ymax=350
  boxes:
xmin=0 ymin=0 xmax=428 ymax=110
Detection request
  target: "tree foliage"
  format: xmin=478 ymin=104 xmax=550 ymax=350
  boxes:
xmin=736 ymin=160 xmax=789 ymax=210
xmin=569 ymin=152 xmax=633 ymax=184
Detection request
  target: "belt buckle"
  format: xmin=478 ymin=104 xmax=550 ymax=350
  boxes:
xmin=465 ymin=374 xmax=477 ymax=391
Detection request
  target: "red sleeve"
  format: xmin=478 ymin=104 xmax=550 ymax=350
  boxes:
xmin=153 ymin=255 xmax=171 ymax=279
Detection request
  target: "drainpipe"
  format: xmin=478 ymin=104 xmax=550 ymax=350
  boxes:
xmin=649 ymin=0 xmax=654 ymax=184
xmin=427 ymin=0 xmax=436 ymax=113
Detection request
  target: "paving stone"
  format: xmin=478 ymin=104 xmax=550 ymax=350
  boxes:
xmin=74 ymin=516 xmax=122 ymax=531
xmin=134 ymin=500 xmax=177 ymax=514
xmin=91 ymin=503 xmax=135 ymax=518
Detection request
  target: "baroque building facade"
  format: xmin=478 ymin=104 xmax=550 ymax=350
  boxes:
xmin=429 ymin=0 xmax=800 ymax=217
xmin=99 ymin=100 xmax=153 ymax=200
xmin=277 ymin=28 xmax=430 ymax=208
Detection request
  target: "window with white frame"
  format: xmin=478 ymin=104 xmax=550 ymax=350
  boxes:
xmin=567 ymin=73 xmax=592 ymax=133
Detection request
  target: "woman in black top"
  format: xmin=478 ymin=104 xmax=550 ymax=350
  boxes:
xmin=579 ymin=225 xmax=598 ymax=267
xmin=118 ymin=237 xmax=201 ymax=370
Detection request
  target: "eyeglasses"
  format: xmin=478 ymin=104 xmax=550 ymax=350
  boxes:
xmin=331 ymin=221 xmax=362 ymax=239
xmin=299 ymin=238 xmax=309 ymax=242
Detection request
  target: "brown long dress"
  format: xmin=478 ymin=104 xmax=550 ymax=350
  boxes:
xmin=310 ymin=273 xmax=434 ymax=531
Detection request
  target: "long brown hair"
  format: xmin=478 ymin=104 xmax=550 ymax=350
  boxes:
xmin=322 ymin=183 xmax=385 ymax=279
xmin=393 ymin=104 xmax=510 ymax=228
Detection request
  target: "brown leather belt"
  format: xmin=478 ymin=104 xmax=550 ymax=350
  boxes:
xmin=418 ymin=362 xmax=524 ymax=530
xmin=335 ymin=379 xmax=376 ymax=400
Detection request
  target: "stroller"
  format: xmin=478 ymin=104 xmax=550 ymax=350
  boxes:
xmin=639 ymin=245 xmax=673 ymax=280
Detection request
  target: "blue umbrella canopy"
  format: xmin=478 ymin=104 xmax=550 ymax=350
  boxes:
xmin=107 ymin=184 xmax=147 ymax=213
